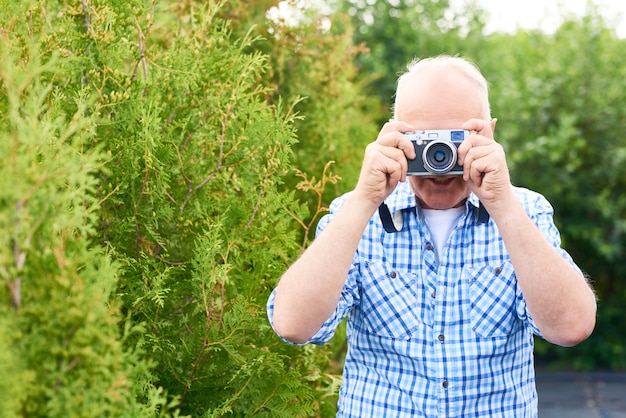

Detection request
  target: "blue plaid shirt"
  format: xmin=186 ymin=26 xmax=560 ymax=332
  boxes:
xmin=267 ymin=182 xmax=584 ymax=417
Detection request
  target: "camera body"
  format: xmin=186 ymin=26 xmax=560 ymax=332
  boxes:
xmin=404 ymin=129 xmax=469 ymax=176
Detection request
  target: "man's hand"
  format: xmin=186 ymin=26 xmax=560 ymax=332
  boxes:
xmin=354 ymin=121 xmax=416 ymax=210
xmin=457 ymin=118 xmax=513 ymax=216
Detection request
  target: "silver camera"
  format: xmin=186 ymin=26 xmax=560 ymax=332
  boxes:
xmin=404 ymin=129 xmax=469 ymax=176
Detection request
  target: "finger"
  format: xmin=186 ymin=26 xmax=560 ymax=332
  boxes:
xmin=464 ymin=157 xmax=484 ymax=185
xmin=462 ymin=144 xmax=505 ymax=183
xmin=378 ymin=120 xmax=416 ymax=138
xmin=460 ymin=143 xmax=498 ymax=177
xmin=457 ymin=132 xmax=497 ymax=166
xmin=377 ymin=120 xmax=416 ymax=158
xmin=376 ymin=131 xmax=417 ymax=160
xmin=461 ymin=118 xmax=495 ymax=138
xmin=368 ymin=143 xmax=410 ymax=182
xmin=357 ymin=153 xmax=405 ymax=202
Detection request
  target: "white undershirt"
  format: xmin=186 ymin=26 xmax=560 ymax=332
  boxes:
xmin=422 ymin=207 xmax=465 ymax=255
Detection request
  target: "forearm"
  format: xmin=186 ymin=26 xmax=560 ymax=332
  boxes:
xmin=491 ymin=196 xmax=596 ymax=346
xmin=272 ymin=192 xmax=377 ymax=344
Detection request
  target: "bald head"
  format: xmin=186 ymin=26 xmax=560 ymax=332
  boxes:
xmin=393 ymin=56 xmax=491 ymax=125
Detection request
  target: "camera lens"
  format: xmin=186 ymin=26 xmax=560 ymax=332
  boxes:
xmin=422 ymin=140 xmax=457 ymax=174
xmin=433 ymin=150 xmax=446 ymax=163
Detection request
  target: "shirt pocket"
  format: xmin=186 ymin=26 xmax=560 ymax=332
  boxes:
xmin=359 ymin=261 xmax=428 ymax=339
xmin=467 ymin=262 xmax=521 ymax=338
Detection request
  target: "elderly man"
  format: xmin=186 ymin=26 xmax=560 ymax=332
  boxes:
xmin=267 ymin=55 xmax=596 ymax=417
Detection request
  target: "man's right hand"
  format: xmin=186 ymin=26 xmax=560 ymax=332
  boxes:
xmin=353 ymin=121 xmax=416 ymax=211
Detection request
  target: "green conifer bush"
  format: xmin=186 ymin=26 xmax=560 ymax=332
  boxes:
xmin=0 ymin=14 xmax=164 ymax=417
xmin=1 ymin=0 xmax=357 ymax=416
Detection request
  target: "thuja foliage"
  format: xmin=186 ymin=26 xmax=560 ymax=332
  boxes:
xmin=0 ymin=8 xmax=163 ymax=418
xmin=1 ymin=0 xmax=349 ymax=416
xmin=240 ymin=4 xmax=381 ymax=239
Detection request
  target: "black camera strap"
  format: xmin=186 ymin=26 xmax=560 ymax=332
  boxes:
xmin=473 ymin=201 xmax=490 ymax=224
xmin=378 ymin=202 xmax=402 ymax=233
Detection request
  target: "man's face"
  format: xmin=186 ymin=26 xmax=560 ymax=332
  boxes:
xmin=395 ymin=68 xmax=491 ymax=210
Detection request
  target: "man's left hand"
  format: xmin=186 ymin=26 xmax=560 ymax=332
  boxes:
xmin=457 ymin=118 xmax=513 ymax=216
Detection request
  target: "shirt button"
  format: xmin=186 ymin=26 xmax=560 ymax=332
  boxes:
xmin=425 ymin=243 xmax=433 ymax=251
xmin=438 ymin=334 xmax=445 ymax=342
xmin=431 ymin=291 xmax=436 ymax=298
xmin=442 ymin=380 xmax=449 ymax=389
xmin=389 ymin=271 xmax=397 ymax=279
xmin=494 ymin=266 xmax=502 ymax=275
